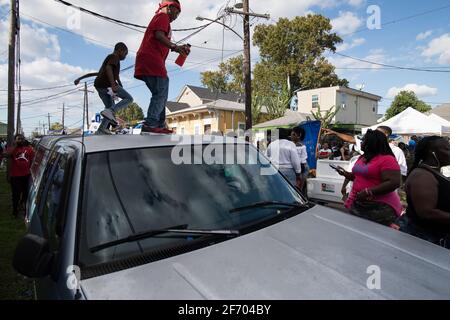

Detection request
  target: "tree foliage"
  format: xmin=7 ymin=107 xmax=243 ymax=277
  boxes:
xmin=200 ymin=14 xmax=348 ymax=103
xmin=50 ymin=122 xmax=63 ymax=131
xmin=201 ymin=55 xmax=244 ymax=93
xmin=385 ymin=91 xmax=432 ymax=120
xmin=253 ymin=14 xmax=348 ymax=92
xmin=115 ymin=102 xmax=145 ymax=125
xmin=309 ymin=105 xmax=341 ymax=129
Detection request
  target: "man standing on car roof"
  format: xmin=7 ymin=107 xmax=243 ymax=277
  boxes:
xmin=134 ymin=0 xmax=190 ymax=134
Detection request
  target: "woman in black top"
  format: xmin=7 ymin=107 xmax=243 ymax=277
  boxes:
xmin=400 ymin=136 xmax=450 ymax=249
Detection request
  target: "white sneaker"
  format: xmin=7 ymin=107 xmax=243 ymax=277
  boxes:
xmin=101 ymin=109 xmax=118 ymax=125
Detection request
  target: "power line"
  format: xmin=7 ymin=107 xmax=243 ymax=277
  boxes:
xmin=53 ymin=0 xmax=145 ymax=33
xmin=342 ymin=4 xmax=450 ymax=38
xmin=334 ymin=52 xmax=450 ymax=73
xmin=21 ymin=11 xmax=235 ymax=59
xmin=21 ymin=11 xmax=128 ymax=52
xmin=52 ymin=0 xmax=213 ymax=32
xmin=0 ymin=83 xmax=76 ymax=92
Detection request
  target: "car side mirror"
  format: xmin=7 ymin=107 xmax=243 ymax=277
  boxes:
xmin=13 ymin=234 xmax=53 ymax=278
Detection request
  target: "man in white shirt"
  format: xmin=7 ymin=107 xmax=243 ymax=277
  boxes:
xmin=323 ymin=126 xmax=408 ymax=176
xmin=266 ymin=131 xmax=302 ymax=188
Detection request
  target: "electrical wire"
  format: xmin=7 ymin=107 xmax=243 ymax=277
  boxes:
xmin=341 ymin=4 xmax=450 ymax=38
xmin=334 ymin=52 xmax=450 ymax=73
xmin=52 ymin=0 xmax=213 ymax=32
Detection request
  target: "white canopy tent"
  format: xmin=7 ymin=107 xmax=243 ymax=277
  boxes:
xmin=362 ymin=107 xmax=450 ymax=135
xmin=428 ymin=113 xmax=450 ymax=126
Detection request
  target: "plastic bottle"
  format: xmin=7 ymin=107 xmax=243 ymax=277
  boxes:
xmin=175 ymin=44 xmax=191 ymax=67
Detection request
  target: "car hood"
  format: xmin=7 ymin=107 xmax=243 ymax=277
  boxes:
xmin=81 ymin=205 xmax=450 ymax=300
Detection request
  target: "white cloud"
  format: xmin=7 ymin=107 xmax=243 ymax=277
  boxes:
xmin=347 ymin=0 xmax=364 ymax=7
xmin=386 ymin=84 xmax=438 ymax=99
xmin=336 ymin=37 xmax=365 ymax=52
xmin=421 ymin=34 xmax=450 ymax=65
xmin=0 ymin=20 xmax=61 ymax=62
xmin=416 ymin=30 xmax=433 ymax=41
xmin=331 ymin=11 xmax=363 ymax=35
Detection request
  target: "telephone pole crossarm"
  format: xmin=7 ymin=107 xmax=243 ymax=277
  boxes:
xmin=224 ymin=8 xmax=270 ymax=20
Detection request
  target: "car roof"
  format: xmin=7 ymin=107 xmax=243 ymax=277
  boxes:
xmin=47 ymin=134 xmax=247 ymax=154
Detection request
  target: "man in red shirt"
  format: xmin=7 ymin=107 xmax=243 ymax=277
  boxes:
xmin=4 ymin=134 xmax=35 ymax=217
xmin=135 ymin=0 xmax=190 ymax=134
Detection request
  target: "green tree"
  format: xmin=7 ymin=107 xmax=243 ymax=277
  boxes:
xmin=309 ymin=104 xmax=341 ymax=129
xmin=201 ymin=15 xmax=348 ymax=101
xmin=50 ymin=122 xmax=63 ymax=131
xmin=385 ymin=91 xmax=432 ymax=120
xmin=253 ymin=14 xmax=348 ymax=93
xmin=262 ymin=86 xmax=292 ymax=121
xmin=201 ymin=55 xmax=244 ymax=93
xmin=115 ymin=102 xmax=144 ymax=125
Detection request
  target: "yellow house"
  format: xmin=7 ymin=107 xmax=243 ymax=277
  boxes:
xmin=166 ymin=85 xmax=248 ymax=136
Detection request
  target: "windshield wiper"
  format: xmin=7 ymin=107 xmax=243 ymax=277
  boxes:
xmin=90 ymin=224 xmax=240 ymax=253
xmin=229 ymin=201 xmax=307 ymax=213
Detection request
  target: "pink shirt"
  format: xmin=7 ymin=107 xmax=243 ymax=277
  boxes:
xmin=345 ymin=155 xmax=403 ymax=216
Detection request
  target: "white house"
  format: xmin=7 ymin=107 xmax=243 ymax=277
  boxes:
xmin=295 ymin=86 xmax=382 ymax=127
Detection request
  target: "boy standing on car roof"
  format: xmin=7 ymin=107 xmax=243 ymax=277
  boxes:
xmin=74 ymin=42 xmax=133 ymax=135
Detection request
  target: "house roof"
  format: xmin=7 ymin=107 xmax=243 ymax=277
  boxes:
xmin=166 ymin=101 xmax=190 ymax=113
xmin=185 ymin=85 xmax=244 ymax=103
xmin=431 ymin=104 xmax=450 ymax=122
xmin=167 ymin=99 xmax=268 ymax=116
xmin=295 ymin=86 xmax=382 ymax=101
xmin=253 ymin=110 xmax=309 ymax=129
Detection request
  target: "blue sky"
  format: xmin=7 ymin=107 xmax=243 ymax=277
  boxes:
xmin=1 ymin=0 xmax=450 ymax=135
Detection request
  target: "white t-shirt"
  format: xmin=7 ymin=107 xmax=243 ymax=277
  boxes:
xmin=266 ymin=139 xmax=302 ymax=174
xmin=353 ymin=136 xmax=408 ymax=176
xmin=390 ymin=143 xmax=408 ymax=176
xmin=295 ymin=144 xmax=308 ymax=164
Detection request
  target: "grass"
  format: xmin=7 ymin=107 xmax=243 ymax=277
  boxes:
xmin=0 ymin=169 xmax=33 ymax=300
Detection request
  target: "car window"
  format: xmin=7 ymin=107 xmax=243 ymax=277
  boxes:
xmin=30 ymin=146 xmax=49 ymax=186
xmin=78 ymin=144 xmax=305 ymax=268
xmin=39 ymin=152 xmax=72 ymax=250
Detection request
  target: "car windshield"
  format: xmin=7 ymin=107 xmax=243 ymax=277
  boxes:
xmin=78 ymin=144 xmax=305 ymax=268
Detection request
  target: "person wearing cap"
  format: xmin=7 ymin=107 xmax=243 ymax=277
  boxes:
xmin=135 ymin=0 xmax=190 ymax=134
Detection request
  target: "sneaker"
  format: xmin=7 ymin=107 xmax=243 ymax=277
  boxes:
xmin=100 ymin=109 xmax=118 ymax=125
xmin=96 ymin=127 xmax=112 ymax=135
xmin=141 ymin=125 xmax=173 ymax=134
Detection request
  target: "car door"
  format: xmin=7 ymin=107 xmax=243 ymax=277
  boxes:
xmin=33 ymin=146 xmax=76 ymax=299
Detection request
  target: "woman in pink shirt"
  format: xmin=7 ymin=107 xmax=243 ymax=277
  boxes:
xmin=338 ymin=130 xmax=402 ymax=227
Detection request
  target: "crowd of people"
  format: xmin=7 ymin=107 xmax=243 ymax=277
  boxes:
xmin=264 ymin=124 xmax=449 ymax=249
xmin=322 ymin=127 xmax=450 ymax=249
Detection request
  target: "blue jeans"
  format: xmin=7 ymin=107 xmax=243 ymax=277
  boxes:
xmin=97 ymin=86 xmax=133 ymax=112
xmin=97 ymin=86 xmax=133 ymax=129
xmin=279 ymin=168 xmax=297 ymax=186
xmin=140 ymin=76 xmax=169 ymax=128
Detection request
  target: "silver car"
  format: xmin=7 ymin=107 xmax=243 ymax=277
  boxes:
xmin=13 ymin=135 xmax=450 ymax=299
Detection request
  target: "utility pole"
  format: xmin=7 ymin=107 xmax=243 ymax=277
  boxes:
xmin=62 ymin=103 xmax=65 ymax=133
xmin=7 ymin=0 xmax=18 ymax=146
xmin=225 ymin=1 xmax=269 ymax=131
xmin=80 ymin=82 xmax=93 ymax=129
xmin=47 ymin=113 xmax=51 ymax=132
xmin=242 ymin=0 xmax=251 ymax=131
xmin=16 ymin=85 xmax=21 ymax=134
